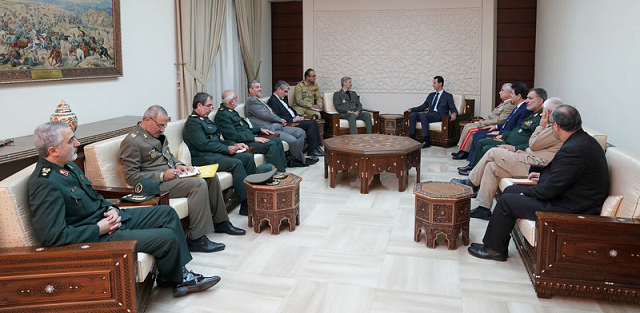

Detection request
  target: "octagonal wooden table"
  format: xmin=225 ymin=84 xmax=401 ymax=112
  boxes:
xmin=323 ymin=134 xmax=422 ymax=194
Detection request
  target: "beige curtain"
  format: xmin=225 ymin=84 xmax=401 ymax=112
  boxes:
xmin=234 ymin=0 xmax=262 ymax=82
xmin=175 ymin=0 xmax=226 ymax=118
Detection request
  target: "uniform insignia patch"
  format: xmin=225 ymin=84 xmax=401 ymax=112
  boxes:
xmin=131 ymin=133 xmax=137 ymax=138
xmin=342 ymin=99 xmax=346 ymax=102
xmin=40 ymin=167 xmax=51 ymax=177
xmin=151 ymin=152 xmax=157 ymax=158
xmin=199 ymin=117 xmax=204 ymax=120
xmin=143 ymin=134 xmax=148 ymax=138
xmin=228 ymin=109 xmax=232 ymax=112
xmin=71 ymin=186 xmax=77 ymax=193
xmin=524 ymin=120 xmax=533 ymax=127
xmin=59 ymin=169 xmax=68 ymax=176
xmin=299 ymin=82 xmax=304 ymax=87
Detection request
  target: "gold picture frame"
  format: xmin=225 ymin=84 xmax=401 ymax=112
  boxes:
xmin=0 ymin=0 xmax=122 ymax=83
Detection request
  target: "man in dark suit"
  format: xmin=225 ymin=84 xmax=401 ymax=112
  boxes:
xmin=468 ymin=105 xmax=609 ymax=261
xmin=267 ymin=80 xmax=323 ymax=157
xmin=457 ymin=82 xmax=531 ymax=173
xmin=405 ymin=76 xmax=458 ymax=147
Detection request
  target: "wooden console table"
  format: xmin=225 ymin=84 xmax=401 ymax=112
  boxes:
xmin=0 ymin=116 xmax=140 ymax=180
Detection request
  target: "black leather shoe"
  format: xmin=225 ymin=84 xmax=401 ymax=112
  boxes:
xmin=288 ymin=159 xmax=309 ymax=168
xmin=458 ymin=169 xmax=471 ymax=176
xmin=306 ymin=157 xmax=319 ymax=165
xmin=468 ymin=244 xmax=507 ymax=261
xmin=214 ymin=220 xmax=246 ymax=235
xmin=450 ymin=178 xmax=479 ymax=192
xmin=457 ymin=164 xmax=472 ymax=171
xmin=452 ymin=151 xmax=469 ymax=160
xmin=308 ymin=148 xmax=324 ymax=157
xmin=470 ymin=206 xmax=492 ymax=220
xmin=421 ymin=137 xmax=431 ymax=148
xmin=173 ymin=270 xmax=221 ymax=297
xmin=187 ymin=235 xmax=225 ymax=253
xmin=239 ymin=200 xmax=248 ymax=216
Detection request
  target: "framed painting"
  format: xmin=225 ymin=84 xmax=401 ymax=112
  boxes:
xmin=0 ymin=0 xmax=122 ymax=83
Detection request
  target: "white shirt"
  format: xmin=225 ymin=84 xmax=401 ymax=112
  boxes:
xmin=432 ymin=90 xmax=442 ymax=112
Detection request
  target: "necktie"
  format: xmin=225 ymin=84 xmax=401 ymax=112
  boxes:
xmin=431 ymin=92 xmax=440 ymax=111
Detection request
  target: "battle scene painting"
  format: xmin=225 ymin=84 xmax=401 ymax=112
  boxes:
xmin=0 ymin=0 xmax=121 ymax=83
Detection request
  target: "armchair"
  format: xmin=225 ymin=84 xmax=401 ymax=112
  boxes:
xmin=0 ymin=164 xmax=170 ymax=312
xmin=403 ymin=96 xmax=475 ymax=147
xmin=320 ymin=92 xmax=379 ymax=137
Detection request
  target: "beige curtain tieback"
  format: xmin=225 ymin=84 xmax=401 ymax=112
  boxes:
xmin=183 ymin=64 xmax=206 ymax=85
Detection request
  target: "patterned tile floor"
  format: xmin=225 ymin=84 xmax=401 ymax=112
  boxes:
xmin=145 ymin=145 xmax=639 ymax=313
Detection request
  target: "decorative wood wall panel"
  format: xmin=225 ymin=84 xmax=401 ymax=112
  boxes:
xmin=314 ymin=8 xmax=482 ymax=95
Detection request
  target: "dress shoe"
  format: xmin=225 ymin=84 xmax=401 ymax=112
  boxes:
xmin=450 ymin=178 xmax=479 ymax=192
xmin=457 ymin=164 xmax=472 ymax=171
xmin=187 ymin=235 xmax=225 ymax=253
xmin=308 ymin=148 xmax=324 ymax=157
xmin=468 ymin=243 xmax=507 ymax=261
xmin=458 ymin=169 xmax=471 ymax=176
xmin=470 ymin=206 xmax=492 ymax=220
xmin=421 ymin=137 xmax=431 ymax=148
xmin=239 ymin=200 xmax=248 ymax=216
xmin=214 ymin=220 xmax=246 ymax=235
xmin=173 ymin=270 xmax=221 ymax=297
xmin=156 ymin=267 xmax=205 ymax=288
xmin=287 ymin=159 xmax=309 ymax=168
xmin=452 ymin=151 xmax=469 ymax=160
xmin=306 ymin=157 xmax=319 ymax=165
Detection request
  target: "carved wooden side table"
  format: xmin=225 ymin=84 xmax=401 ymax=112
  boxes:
xmin=245 ymin=173 xmax=301 ymax=235
xmin=413 ymin=181 xmax=474 ymax=250
xmin=379 ymin=114 xmax=405 ymax=136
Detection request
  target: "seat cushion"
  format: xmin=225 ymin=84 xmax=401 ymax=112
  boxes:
xmin=518 ymin=219 xmax=537 ymax=246
xmin=605 ymin=147 xmax=640 ymax=218
xmin=136 ymin=252 xmax=154 ymax=282
xmin=84 ymin=134 xmax=128 ymax=187
xmin=169 ymin=198 xmax=189 ymax=219
xmin=339 ymin=119 xmax=367 ymax=128
xmin=217 ymin=172 xmax=233 ymax=190
xmin=600 ymin=195 xmax=623 ymax=217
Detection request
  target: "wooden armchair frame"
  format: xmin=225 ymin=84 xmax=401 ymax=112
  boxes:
xmin=320 ymin=110 xmax=380 ymax=138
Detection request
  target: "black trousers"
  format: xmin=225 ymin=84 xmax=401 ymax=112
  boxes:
xmin=298 ymin=120 xmax=321 ymax=151
xmin=482 ymin=185 xmax=572 ymax=254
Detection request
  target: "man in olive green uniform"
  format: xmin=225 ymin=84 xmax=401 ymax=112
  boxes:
xmin=462 ymin=88 xmax=547 ymax=173
xmin=291 ymin=68 xmax=323 ymax=119
xmin=28 ymin=121 xmax=219 ymax=297
xmin=183 ymin=92 xmax=256 ymax=215
xmin=451 ymin=83 xmax=516 ymax=159
xmin=120 ymin=106 xmax=245 ymax=254
xmin=214 ymin=90 xmax=287 ymax=172
xmin=332 ymin=76 xmax=372 ymax=134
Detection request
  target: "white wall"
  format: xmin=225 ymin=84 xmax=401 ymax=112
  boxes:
xmin=0 ymin=0 xmax=178 ymax=139
xmin=535 ymin=0 xmax=640 ymax=154
xmin=302 ymin=0 xmax=496 ymax=116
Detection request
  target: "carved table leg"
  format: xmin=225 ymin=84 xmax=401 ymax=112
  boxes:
xmin=446 ymin=228 xmax=459 ymax=250
xmin=414 ymin=221 xmax=423 ymax=242
xmin=425 ymin=227 xmax=437 ymax=248
xmin=461 ymin=222 xmax=469 ymax=246
xmin=271 ymin=218 xmax=281 ymax=235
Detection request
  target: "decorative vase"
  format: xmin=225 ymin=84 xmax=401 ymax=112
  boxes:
xmin=49 ymin=100 xmax=78 ymax=132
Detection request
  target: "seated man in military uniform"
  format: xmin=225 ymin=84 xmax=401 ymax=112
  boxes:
xmin=333 ymin=76 xmax=372 ymax=134
xmin=214 ymin=90 xmax=288 ymax=172
xmin=119 ymin=106 xmax=245 ymax=254
xmin=291 ymin=68 xmax=323 ymax=119
xmin=183 ymin=92 xmax=256 ymax=216
xmin=28 ymin=121 xmax=219 ymax=297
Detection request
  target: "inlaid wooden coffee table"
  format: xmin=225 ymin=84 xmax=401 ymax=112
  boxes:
xmin=323 ymin=134 xmax=421 ymax=194
xmin=245 ymin=173 xmax=301 ymax=235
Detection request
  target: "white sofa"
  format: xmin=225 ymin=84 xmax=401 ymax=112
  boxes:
xmin=497 ymin=130 xmax=640 ymax=302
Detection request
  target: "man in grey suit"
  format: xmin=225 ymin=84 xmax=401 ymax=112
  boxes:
xmin=245 ymin=80 xmax=318 ymax=167
xmin=119 ymin=106 xmax=245 ymax=254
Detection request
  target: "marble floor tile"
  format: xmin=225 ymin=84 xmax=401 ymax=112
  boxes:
xmin=226 ymin=242 xmax=313 ymax=278
xmin=279 ymin=280 xmax=375 ymax=313
xmin=377 ymin=254 xmax=461 ymax=297
xmin=319 ymin=223 xmax=392 ymax=255
xmin=370 ymin=288 xmax=463 ymax=313
xmin=297 ymin=249 xmax=384 ymax=288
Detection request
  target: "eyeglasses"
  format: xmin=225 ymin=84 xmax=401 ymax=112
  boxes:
xmin=203 ymin=103 xmax=213 ymax=108
xmin=150 ymin=118 xmax=167 ymax=129
xmin=310 ymin=75 xmax=317 ymax=77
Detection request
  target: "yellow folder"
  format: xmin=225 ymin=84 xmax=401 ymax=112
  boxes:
xmin=196 ymin=164 xmax=219 ymax=178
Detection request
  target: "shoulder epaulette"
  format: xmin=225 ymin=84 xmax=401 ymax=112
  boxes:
xmin=313 ymin=82 xmax=318 ymax=86
xmin=298 ymin=82 xmax=304 ymax=87
xmin=190 ymin=114 xmax=198 ymax=117
xmin=39 ymin=167 xmax=51 ymax=178
xmin=130 ymin=130 xmax=139 ymax=138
